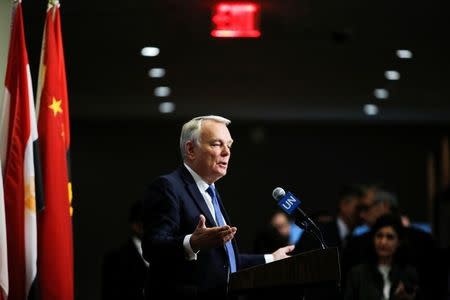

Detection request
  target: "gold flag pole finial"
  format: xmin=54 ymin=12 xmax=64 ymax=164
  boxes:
xmin=49 ymin=0 xmax=59 ymax=7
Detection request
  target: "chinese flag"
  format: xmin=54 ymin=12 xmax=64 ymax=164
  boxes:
xmin=0 ymin=2 xmax=39 ymax=300
xmin=36 ymin=1 xmax=74 ymax=299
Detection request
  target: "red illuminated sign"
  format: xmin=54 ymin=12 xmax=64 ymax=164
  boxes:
xmin=211 ymin=2 xmax=261 ymax=38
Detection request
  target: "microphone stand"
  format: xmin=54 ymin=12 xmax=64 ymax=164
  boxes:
xmin=294 ymin=218 xmax=327 ymax=250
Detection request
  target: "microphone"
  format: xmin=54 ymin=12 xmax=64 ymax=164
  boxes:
xmin=272 ymin=187 xmax=326 ymax=249
xmin=272 ymin=187 xmax=314 ymax=228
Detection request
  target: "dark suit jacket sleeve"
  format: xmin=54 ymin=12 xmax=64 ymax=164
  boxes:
xmin=142 ymin=177 xmax=186 ymax=263
xmin=142 ymin=170 xmax=265 ymax=274
xmin=238 ymin=254 xmax=265 ymax=270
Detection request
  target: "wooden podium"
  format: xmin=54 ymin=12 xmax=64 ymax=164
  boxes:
xmin=229 ymin=247 xmax=341 ymax=299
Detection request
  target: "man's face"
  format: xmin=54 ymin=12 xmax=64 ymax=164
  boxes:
xmin=358 ymin=189 xmax=377 ymax=226
xmin=340 ymin=196 xmax=359 ymax=228
xmin=187 ymin=120 xmax=233 ymax=184
xmin=271 ymin=212 xmax=291 ymax=238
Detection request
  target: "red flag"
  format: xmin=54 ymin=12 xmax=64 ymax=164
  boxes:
xmin=36 ymin=1 xmax=74 ymax=299
xmin=0 ymin=2 xmax=39 ymax=300
xmin=0 ymin=167 xmax=8 ymax=300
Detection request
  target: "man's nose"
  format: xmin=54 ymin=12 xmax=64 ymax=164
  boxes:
xmin=221 ymin=146 xmax=230 ymax=155
xmin=380 ymin=236 xmax=388 ymax=244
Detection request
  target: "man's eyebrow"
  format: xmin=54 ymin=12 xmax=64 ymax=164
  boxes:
xmin=207 ymin=139 xmax=234 ymax=147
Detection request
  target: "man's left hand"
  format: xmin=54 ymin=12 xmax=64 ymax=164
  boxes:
xmin=272 ymin=245 xmax=295 ymax=261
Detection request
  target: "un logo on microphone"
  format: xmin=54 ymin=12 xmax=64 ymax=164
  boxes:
xmin=277 ymin=192 xmax=302 ymax=215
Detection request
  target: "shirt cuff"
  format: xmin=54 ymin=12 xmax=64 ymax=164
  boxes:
xmin=183 ymin=234 xmax=199 ymax=260
xmin=264 ymin=254 xmax=274 ymax=263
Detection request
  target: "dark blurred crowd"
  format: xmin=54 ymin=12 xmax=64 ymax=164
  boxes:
xmin=253 ymin=184 xmax=448 ymax=300
xmin=100 ymin=184 xmax=448 ymax=300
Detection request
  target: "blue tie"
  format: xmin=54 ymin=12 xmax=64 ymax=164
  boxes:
xmin=206 ymin=185 xmax=237 ymax=273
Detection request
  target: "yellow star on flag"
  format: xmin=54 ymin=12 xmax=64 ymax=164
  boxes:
xmin=48 ymin=97 xmax=63 ymax=116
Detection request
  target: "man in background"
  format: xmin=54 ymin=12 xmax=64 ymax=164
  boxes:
xmin=101 ymin=200 xmax=148 ymax=300
xmin=295 ymin=184 xmax=361 ymax=253
xmin=253 ymin=209 xmax=292 ymax=253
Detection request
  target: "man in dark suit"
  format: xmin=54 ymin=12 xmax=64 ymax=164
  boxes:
xmin=102 ymin=200 xmax=148 ymax=300
xmin=295 ymin=184 xmax=361 ymax=253
xmin=142 ymin=115 xmax=294 ymax=299
xmin=290 ymin=185 xmax=361 ymax=300
xmin=253 ymin=209 xmax=292 ymax=254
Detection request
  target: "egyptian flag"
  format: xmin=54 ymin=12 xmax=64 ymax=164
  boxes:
xmin=0 ymin=166 xmax=8 ymax=300
xmin=0 ymin=1 xmax=38 ymax=299
xmin=36 ymin=1 xmax=74 ymax=299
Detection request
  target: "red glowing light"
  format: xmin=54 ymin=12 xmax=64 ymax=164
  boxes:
xmin=211 ymin=2 xmax=261 ymax=38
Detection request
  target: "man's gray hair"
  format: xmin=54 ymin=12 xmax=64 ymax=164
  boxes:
xmin=374 ymin=190 xmax=398 ymax=209
xmin=179 ymin=115 xmax=231 ymax=161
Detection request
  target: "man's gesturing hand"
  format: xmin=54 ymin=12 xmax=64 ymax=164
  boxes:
xmin=190 ymin=214 xmax=237 ymax=252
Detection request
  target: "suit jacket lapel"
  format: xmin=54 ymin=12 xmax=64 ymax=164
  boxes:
xmin=179 ymin=166 xmax=216 ymax=226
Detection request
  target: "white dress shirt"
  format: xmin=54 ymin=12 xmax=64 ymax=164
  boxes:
xmin=378 ymin=264 xmax=392 ymax=300
xmin=182 ymin=163 xmax=273 ymax=263
xmin=132 ymin=236 xmax=150 ymax=267
xmin=336 ymin=216 xmax=350 ymax=244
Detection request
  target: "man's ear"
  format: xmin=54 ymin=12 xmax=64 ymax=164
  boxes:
xmin=185 ymin=141 xmax=196 ymax=160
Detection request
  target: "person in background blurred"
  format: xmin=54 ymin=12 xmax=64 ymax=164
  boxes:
xmin=344 ymin=214 xmax=419 ymax=300
xmin=102 ymin=200 xmax=148 ymax=300
xmin=253 ymin=210 xmax=292 ymax=253
xmin=345 ymin=189 xmax=400 ymax=267
xmin=294 ymin=184 xmax=361 ymax=253
xmin=352 ymin=184 xmax=381 ymax=236
xmin=344 ymin=189 xmax=440 ymax=299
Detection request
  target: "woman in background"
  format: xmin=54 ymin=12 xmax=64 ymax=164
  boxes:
xmin=344 ymin=214 xmax=419 ymax=300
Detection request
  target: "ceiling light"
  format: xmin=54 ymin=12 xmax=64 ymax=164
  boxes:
xmin=141 ymin=47 xmax=160 ymax=57
xmin=148 ymin=68 xmax=166 ymax=78
xmin=363 ymin=104 xmax=379 ymax=116
xmin=154 ymin=86 xmax=171 ymax=97
xmin=396 ymin=49 xmax=413 ymax=59
xmin=385 ymin=70 xmax=400 ymax=81
xmin=374 ymin=88 xmax=389 ymax=99
xmin=159 ymin=102 xmax=175 ymax=113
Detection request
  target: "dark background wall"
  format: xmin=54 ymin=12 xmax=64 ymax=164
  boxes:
xmin=71 ymin=118 xmax=448 ymax=300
